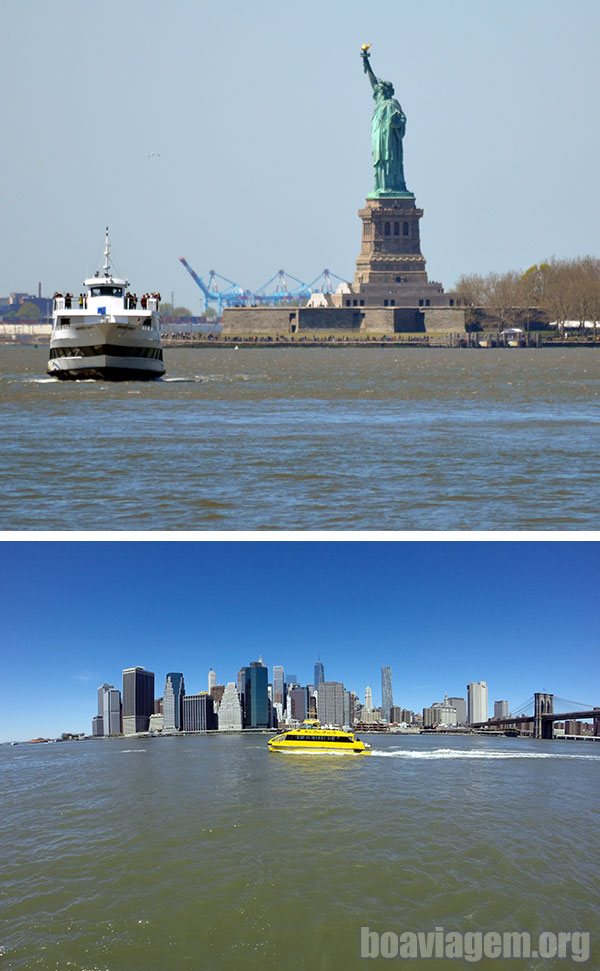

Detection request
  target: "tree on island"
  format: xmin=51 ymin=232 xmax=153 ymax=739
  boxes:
xmin=158 ymin=303 xmax=194 ymax=319
xmin=16 ymin=302 xmax=41 ymax=320
xmin=455 ymin=256 xmax=600 ymax=332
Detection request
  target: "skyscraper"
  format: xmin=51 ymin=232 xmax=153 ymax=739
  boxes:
xmin=101 ymin=686 xmax=121 ymax=736
xmin=314 ymin=658 xmax=325 ymax=687
xmin=97 ymin=683 xmax=112 ymax=727
xmin=182 ymin=694 xmax=216 ymax=732
xmin=289 ymin=686 xmax=308 ymax=722
xmin=241 ymin=661 xmax=269 ymax=728
xmin=163 ymin=672 xmax=185 ymax=732
xmin=122 ymin=667 xmax=155 ymax=735
xmin=273 ymin=665 xmax=285 ymax=706
xmin=494 ymin=700 xmax=509 ymax=719
xmin=317 ymin=682 xmax=345 ymax=727
xmin=208 ymin=669 xmax=216 ymax=693
xmin=448 ymin=697 xmax=467 ymax=726
xmin=467 ymin=681 xmax=488 ymax=725
xmin=365 ymin=686 xmax=373 ymax=712
xmin=381 ymin=666 xmax=393 ymax=722
xmin=218 ymin=683 xmax=244 ymax=731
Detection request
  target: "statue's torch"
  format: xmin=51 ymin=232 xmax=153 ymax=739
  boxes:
xmin=361 ymin=42 xmax=372 ymax=73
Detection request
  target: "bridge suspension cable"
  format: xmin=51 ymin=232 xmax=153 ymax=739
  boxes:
xmin=554 ymin=697 xmax=593 ymax=711
xmin=510 ymin=697 xmax=534 ymax=717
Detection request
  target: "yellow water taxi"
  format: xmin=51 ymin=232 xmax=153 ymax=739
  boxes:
xmin=268 ymin=720 xmax=371 ymax=754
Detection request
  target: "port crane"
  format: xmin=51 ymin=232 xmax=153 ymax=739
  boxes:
xmin=179 ymin=258 xmax=349 ymax=318
xmin=178 ymin=258 xmax=249 ymax=317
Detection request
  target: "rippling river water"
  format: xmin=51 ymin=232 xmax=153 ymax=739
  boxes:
xmin=1 ymin=735 xmax=598 ymax=970
xmin=1 ymin=346 xmax=599 ymax=530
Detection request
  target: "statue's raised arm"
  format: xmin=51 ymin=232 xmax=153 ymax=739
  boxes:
xmin=360 ymin=44 xmax=409 ymax=197
xmin=361 ymin=43 xmax=378 ymax=90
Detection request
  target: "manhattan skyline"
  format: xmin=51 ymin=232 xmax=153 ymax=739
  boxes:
xmin=0 ymin=542 xmax=598 ymax=742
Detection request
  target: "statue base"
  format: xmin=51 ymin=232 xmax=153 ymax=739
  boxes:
xmin=331 ymin=193 xmax=458 ymax=311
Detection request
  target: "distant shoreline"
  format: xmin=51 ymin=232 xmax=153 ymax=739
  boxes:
xmin=2 ymin=336 xmax=600 ymax=350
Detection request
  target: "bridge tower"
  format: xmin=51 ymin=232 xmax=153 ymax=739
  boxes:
xmin=534 ymin=692 xmax=554 ymax=739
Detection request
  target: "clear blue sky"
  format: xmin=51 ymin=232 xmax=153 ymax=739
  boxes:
xmin=1 ymin=0 xmax=600 ymax=306
xmin=0 ymin=541 xmax=598 ymax=741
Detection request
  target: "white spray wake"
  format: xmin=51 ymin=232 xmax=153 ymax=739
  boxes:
xmin=369 ymin=748 xmax=600 ymax=761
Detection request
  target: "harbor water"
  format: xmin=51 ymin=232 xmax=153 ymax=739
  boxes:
xmin=1 ymin=346 xmax=599 ymax=531
xmin=1 ymin=734 xmax=599 ymax=970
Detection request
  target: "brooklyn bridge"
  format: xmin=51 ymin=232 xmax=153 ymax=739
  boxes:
xmin=471 ymin=693 xmax=600 ymax=739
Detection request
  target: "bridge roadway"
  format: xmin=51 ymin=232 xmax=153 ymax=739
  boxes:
xmin=472 ymin=709 xmax=600 ymax=730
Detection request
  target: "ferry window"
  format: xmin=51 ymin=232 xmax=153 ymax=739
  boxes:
xmin=384 ymin=222 xmax=391 ymax=236
xmin=90 ymin=286 xmax=123 ymax=297
xmin=393 ymin=221 xmax=400 ymax=236
xmin=403 ymin=221 xmax=409 ymax=236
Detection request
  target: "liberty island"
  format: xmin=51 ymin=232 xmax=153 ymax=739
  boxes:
xmin=222 ymin=45 xmax=465 ymax=341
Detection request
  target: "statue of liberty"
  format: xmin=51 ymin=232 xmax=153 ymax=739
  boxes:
xmin=361 ymin=44 xmax=410 ymax=196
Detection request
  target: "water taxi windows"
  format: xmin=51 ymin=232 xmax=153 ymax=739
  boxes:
xmin=90 ymin=286 xmax=123 ymax=298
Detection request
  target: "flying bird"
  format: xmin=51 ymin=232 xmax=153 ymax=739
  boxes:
xmin=147 ymin=152 xmax=161 ymax=159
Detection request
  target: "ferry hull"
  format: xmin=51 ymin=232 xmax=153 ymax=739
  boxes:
xmin=49 ymin=362 xmax=164 ymax=381
xmin=48 ymin=320 xmax=164 ymax=381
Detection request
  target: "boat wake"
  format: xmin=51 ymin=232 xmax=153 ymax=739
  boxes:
xmin=369 ymin=747 xmax=600 ymax=761
xmin=160 ymin=376 xmax=202 ymax=383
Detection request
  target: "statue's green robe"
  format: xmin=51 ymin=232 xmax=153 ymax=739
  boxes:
xmin=371 ymin=94 xmax=407 ymax=193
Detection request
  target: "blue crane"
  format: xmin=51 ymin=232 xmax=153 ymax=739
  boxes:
xmin=179 ymin=257 xmax=248 ymax=317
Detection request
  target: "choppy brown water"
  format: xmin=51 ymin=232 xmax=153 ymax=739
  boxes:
xmin=1 ymin=346 xmax=599 ymax=530
xmin=1 ymin=735 xmax=599 ymax=970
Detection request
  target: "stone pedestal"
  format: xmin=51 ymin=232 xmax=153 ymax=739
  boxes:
xmin=354 ymin=194 xmax=428 ymax=290
xmin=337 ymin=193 xmax=453 ymax=310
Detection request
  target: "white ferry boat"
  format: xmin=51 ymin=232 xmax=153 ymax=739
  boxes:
xmin=47 ymin=229 xmax=165 ymax=380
